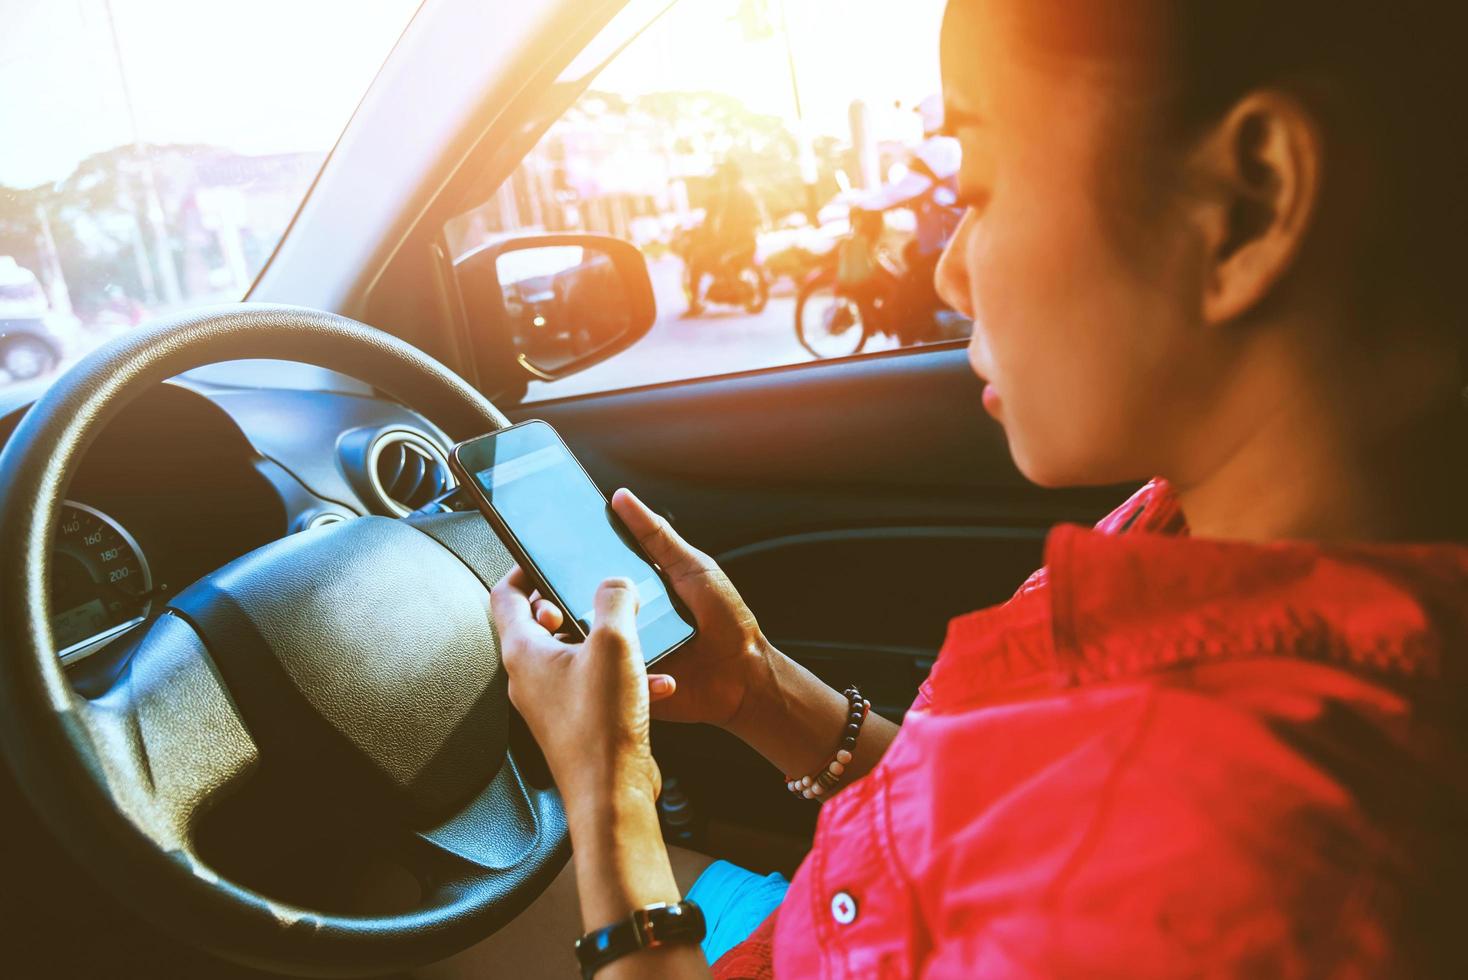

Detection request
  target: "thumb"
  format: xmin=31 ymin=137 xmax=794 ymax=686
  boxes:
xmin=611 ymin=488 xmax=701 ymax=576
xmin=591 ymin=577 xmax=640 ymax=640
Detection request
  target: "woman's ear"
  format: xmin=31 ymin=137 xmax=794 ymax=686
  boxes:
xmin=1191 ymin=90 xmax=1324 ymax=325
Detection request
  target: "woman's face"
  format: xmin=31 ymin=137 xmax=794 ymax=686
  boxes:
xmin=935 ymin=0 xmax=1225 ymax=487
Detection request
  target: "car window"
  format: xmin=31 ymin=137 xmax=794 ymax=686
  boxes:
xmin=445 ymin=0 xmax=971 ymax=403
xmin=0 ymin=0 xmax=422 ymax=390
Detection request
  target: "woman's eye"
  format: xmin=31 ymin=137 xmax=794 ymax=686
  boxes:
xmin=952 ymin=126 xmax=995 ymax=208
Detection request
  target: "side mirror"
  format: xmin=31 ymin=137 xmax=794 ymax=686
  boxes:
xmin=454 ymin=233 xmax=656 ymax=383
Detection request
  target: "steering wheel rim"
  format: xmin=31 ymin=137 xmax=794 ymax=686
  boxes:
xmin=0 ymin=304 xmax=569 ymax=976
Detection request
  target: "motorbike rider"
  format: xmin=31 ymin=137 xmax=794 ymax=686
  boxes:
xmin=858 ymin=95 xmax=962 ymax=254
xmin=844 ymin=95 xmax=963 ymax=340
xmin=685 ymin=159 xmax=765 ymax=316
xmin=828 ymin=207 xmax=888 ymax=337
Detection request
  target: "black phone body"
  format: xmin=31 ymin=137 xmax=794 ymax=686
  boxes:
xmin=450 ymin=420 xmax=696 ymax=665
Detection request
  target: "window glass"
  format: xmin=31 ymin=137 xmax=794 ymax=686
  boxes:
xmin=0 ymin=0 xmax=421 ymax=390
xmin=446 ymin=0 xmax=971 ymax=402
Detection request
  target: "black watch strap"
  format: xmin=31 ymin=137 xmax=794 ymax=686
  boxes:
xmin=574 ymin=900 xmax=706 ymax=978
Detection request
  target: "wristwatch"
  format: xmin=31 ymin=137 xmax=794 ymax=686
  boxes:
xmin=574 ymin=900 xmax=706 ymax=978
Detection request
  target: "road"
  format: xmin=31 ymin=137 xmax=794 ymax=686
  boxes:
xmin=525 ymin=256 xmax=900 ymax=401
xmin=1 ymin=257 xmax=903 ymax=397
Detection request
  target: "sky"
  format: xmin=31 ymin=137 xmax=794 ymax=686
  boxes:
xmin=0 ymin=0 xmax=949 ymax=189
xmin=0 ymin=0 xmax=421 ymax=187
xmin=599 ymin=0 xmax=947 ymax=144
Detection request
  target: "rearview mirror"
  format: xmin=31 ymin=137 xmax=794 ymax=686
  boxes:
xmin=454 ymin=233 xmax=656 ymax=383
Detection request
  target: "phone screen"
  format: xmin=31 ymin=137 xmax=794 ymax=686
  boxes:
xmin=457 ymin=421 xmax=695 ymax=663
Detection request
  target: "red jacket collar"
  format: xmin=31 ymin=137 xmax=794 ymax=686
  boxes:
xmin=1049 ymin=526 xmax=1468 ymax=683
xmin=932 ymin=525 xmax=1468 ymax=708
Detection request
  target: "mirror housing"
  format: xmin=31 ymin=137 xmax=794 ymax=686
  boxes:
xmin=453 ymin=233 xmax=656 ymax=384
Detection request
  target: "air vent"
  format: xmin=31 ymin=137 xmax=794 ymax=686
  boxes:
xmin=366 ymin=430 xmax=454 ymax=516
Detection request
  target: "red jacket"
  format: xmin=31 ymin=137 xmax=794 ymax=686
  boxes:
xmin=716 ymin=481 xmax=1468 ymax=977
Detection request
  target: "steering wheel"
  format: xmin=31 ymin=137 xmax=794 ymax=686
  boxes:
xmin=0 ymin=306 xmax=569 ymax=976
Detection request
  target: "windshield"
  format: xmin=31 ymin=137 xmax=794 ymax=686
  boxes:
xmin=0 ymin=0 xmax=422 ymax=391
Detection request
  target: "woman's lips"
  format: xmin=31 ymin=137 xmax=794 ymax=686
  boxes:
xmin=981 ymin=382 xmax=1002 ymax=417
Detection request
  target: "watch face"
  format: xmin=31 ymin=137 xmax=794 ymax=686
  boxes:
xmin=575 ymin=901 xmax=706 ymax=973
xmin=637 ymin=900 xmax=705 ymax=946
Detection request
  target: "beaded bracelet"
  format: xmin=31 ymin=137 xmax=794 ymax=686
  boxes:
xmin=785 ymin=685 xmax=870 ymax=800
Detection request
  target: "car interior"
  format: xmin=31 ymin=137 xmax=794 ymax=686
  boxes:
xmin=0 ymin=0 xmax=1133 ymax=976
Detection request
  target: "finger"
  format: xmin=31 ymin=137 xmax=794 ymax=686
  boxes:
xmin=490 ymin=570 xmax=559 ymax=655
xmin=610 ymin=489 xmax=704 ymax=577
xmin=506 ymin=564 xmax=537 ymax=595
xmin=590 ymin=577 xmax=641 ymax=646
xmin=519 ymin=577 xmax=567 ymax=633
xmin=502 ymin=569 xmax=567 ymax=639
xmin=492 ymin=566 xmax=533 ymax=612
xmin=533 ymin=597 xmax=564 ymax=631
xmin=647 ymin=674 xmax=677 ymax=702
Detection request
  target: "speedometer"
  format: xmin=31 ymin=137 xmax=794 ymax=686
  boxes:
xmin=50 ymin=501 xmax=153 ymax=663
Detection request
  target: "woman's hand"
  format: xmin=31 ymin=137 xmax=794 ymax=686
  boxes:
xmin=493 ymin=567 xmax=708 ymax=977
xmin=500 ymin=488 xmax=902 ymax=791
xmin=528 ymin=488 xmax=774 ymax=730
xmin=490 ymin=566 xmax=660 ymax=806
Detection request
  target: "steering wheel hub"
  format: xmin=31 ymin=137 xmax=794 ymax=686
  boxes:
xmin=170 ymin=516 xmax=509 ymax=822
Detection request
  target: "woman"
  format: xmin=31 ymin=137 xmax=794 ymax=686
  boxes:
xmin=483 ymin=1 xmax=1468 ymax=976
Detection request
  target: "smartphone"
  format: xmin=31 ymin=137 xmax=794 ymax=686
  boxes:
xmin=450 ymin=420 xmax=696 ymax=665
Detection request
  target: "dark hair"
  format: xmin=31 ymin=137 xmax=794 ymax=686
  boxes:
xmin=1162 ymin=2 xmax=1465 ymax=347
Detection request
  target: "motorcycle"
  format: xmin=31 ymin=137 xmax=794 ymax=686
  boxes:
xmin=673 ymin=226 xmax=770 ymax=316
xmin=794 ymin=208 xmax=967 ymax=359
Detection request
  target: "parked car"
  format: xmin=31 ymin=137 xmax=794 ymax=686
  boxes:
xmin=0 ymin=256 xmax=64 ymax=382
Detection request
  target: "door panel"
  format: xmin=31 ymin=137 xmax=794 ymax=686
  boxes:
xmin=721 ymin=526 xmax=1045 ymax=661
xmin=507 ymin=344 xmax=1128 ymax=857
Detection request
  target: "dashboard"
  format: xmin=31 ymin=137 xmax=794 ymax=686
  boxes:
xmin=0 ymin=378 xmax=458 ymax=681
